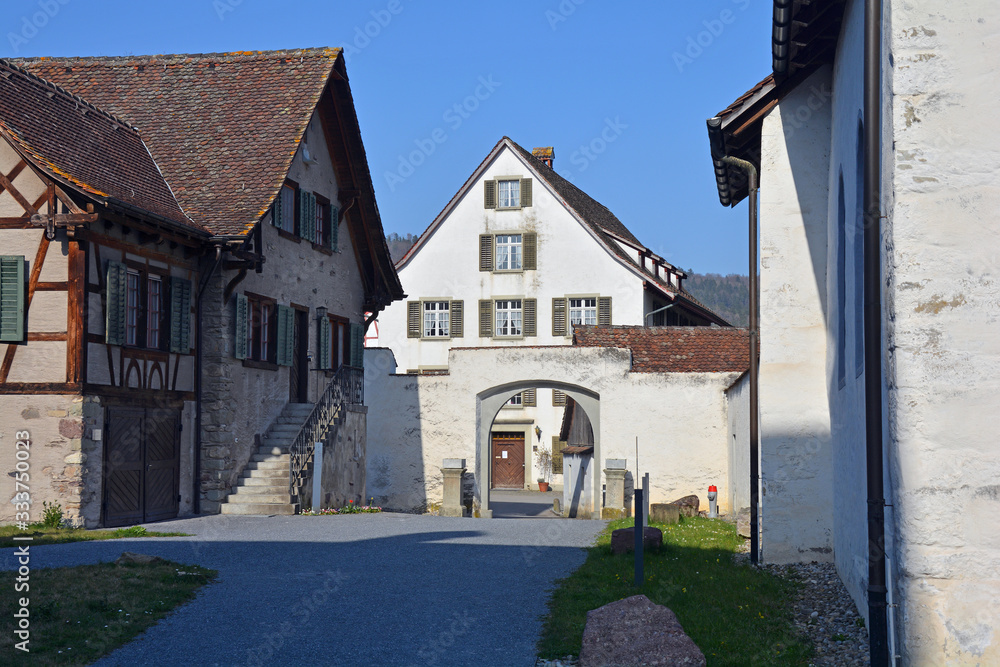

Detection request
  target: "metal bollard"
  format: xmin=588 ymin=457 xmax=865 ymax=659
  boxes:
xmin=708 ymin=485 xmax=718 ymax=518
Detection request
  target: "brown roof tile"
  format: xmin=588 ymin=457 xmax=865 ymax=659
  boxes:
xmin=0 ymin=59 xmax=193 ymax=227
xmin=14 ymin=48 xmax=342 ymax=235
xmin=573 ymin=325 xmax=751 ymax=373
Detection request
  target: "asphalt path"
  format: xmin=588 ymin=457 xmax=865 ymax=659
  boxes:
xmin=1 ymin=513 xmax=605 ymax=666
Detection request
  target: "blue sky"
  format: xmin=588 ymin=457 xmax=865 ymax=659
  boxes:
xmin=2 ymin=0 xmax=769 ymax=275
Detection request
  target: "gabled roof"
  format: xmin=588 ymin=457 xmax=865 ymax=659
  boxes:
xmin=397 ymin=136 xmax=727 ymax=324
xmin=0 ymin=59 xmax=195 ymax=229
xmin=573 ymin=326 xmax=750 ymax=373
xmin=14 ymin=48 xmax=341 ymax=236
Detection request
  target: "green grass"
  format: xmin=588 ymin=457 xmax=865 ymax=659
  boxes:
xmin=1 ymin=559 xmax=216 ymax=665
xmin=537 ymin=516 xmax=813 ymax=666
xmin=0 ymin=525 xmax=188 ymax=549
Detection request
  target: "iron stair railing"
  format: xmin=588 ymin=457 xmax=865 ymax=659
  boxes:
xmin=288 ymin=365 xmax=364 ymax=501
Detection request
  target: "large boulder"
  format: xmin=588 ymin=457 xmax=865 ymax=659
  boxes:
xmin=610 ymin=526 xmax=662 ymax=556
xmin=649 ymin=503 xmax=680 ymax=525
xmin=736 ymin=507 xmax=752 ymax=538
xmin=669 ymin=495 xmax=700 ymax=518
xmin=115 ymin=552 xmax=166 ymax=566
xmin=579 ymin=594 xmax=706 ymax=667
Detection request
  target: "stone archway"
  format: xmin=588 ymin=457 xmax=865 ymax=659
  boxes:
xmin=475 ymin=380 xmax=600 ymax=518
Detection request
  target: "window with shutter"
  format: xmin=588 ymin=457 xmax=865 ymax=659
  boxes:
xmin=449 ymin=300 xmax=464 ymax=338
xmin=105 ymin=260 xmax=128 ymax=346
xmin=479 ymin=234 xmax=493 ymax=271
xmin=522 ymin=232 xmax=537 ymax=270
xmin=0 ymin=255 xmax=25 ymax=343
xmin=234 ymin=293 xmax=249 ymax=360
xmin=520 ymin=178 xmax=532 ymax=207
xmin=319 ymin=316 xmax=331 ymax=370
xmin=299 ymin=190 xmax=315 ymax=241
xmin=350 ymin=322 xmax=364 ymax=368
xmin=168 ymin=277 xmax=192 ymax=353
xmin=407 ymin=301 xmax=421 ymax=338
xmin=551 ymin=436 xmax=566 ymax=475
xmin=484 ymin=180 xmax=496 ymax=209
xmin=523 ymin=298 xmax=537 ymax=337
xmin=598 ymin=297 xmax=612 ymax=326
xmin=523 ymin=388 xmax=536 ymax=407
xmin=552 ymin=389 xmax=567 ymax=406
xmin=552 ymin=297 xmax=567 ymax=336
xmin=276 ymin=305 xmax=294 ymax=366
xmin=478 ymin=299 xmax=492 ymax=337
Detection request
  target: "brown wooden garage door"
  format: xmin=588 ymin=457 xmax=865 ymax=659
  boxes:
xmin=104 ymin=407 xmax=180 ymax=527
xmin=491 ymin=432 xmax=525 ymax=489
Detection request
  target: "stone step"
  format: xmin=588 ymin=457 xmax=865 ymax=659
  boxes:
xmin=245 ymin=460 xmax=288 ymax=471
xmin=221 ymin=502 xmax=298 ymax=515
xmin=252 ymin=452 xmax=289 ymax=462
xmin=254 ymin=447 xmax=290 ymax=457
xmin=227 ymin=491 xmax=290 ymax=504
xmin=282 ymin=404 xmax=314 ymax=415
xmin=237 ymin=476 xmax=290 ymax=488
xmin=242 ymin=466 xmax=289 ymax=478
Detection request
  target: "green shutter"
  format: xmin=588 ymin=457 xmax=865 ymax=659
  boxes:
xmin=552 ymin=436 xmax=566 ymax=475
xmin=273 ymin=190 xmax=283 ymax=228
xmin=449 ymin=300 xmax=463 ymax=338
xmin=523 ymin=232 xmax=537 ymax=270
xmin=479 ymin=299 xmax=492 ymax=338
xmin=330 ymin=206 xmax=339 ymax=250
xmin=523 ymin=298 xmax=536 ymax=337
xmin=308 ymin=193 xmax=318 ymax=243
xmin=484 ymin=180 xmax=496 ymax=209
xmin=407 ymin=301 xmax=421 ymax=338
xmin=0 ymin=256 xmax=25 ymax=342
xmin=168 ymin=276 xmax=192 ymax=353
xmin=350 ymin=322 xmax=364 ymax=368
xmin=299 ymin=189 xmax=314 ymax=241
xmin=552 ymin=297 xmax=567 ymax=336
xmin=319 ymin=316 xmax=331 ymax=370
xmin=275 ymin=305 xmax=294 ymax=366
xmin=479 ymin=234 xmax=493 ymax=272
xmin=234 ymin=293 xmax=249 ymax=360
xmin=105 ymin=260 xmax=127 ymax=346
xmin=598 ymin=296 xmax=612 ymax=326
xmin=521 ymin=178 xmax=532 ymax=207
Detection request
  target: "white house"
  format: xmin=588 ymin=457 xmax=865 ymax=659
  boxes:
xmin=371 ymin=137 xmax=727 ymax=493
xmin=707 ymin=1 xmax=1000 ymax=663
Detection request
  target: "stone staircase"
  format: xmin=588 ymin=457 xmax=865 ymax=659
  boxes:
xmin=220 ymin=403 xmax=314 ymax=515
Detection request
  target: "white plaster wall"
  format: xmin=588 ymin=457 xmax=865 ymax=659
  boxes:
xmin=365 ymin=346 xmax=739 ymax=515
xmin=886 ymin=2 xmax=1000 ymax=662
xmin=725 ymin=372 xmax=750 ymax=515
xmin=758 ymin=67 xmax=836 ymax=564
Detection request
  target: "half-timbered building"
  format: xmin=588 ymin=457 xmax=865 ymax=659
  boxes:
xmin=2 ymin=49 xmax=402 ymax=526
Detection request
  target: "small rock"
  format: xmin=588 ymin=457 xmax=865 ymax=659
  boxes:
xmin=668 ymin=495 xmax=700 ymax=518
xmin=579 ymin=595 xmax=705 ymax=667
xmin=115 ymin=552 xmax=166 ymax=566
xmin=649 ymin=503 xmax=680 ymax=525
xmin=610 ymin=526 xmax=663 ymax=556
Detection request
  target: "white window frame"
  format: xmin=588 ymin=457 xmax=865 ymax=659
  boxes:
xmin=495 ymin=234 xmax=523 ymax=272
xmin=569 ymin=297 xmax=598 ymax=327
xmin=494 ymin=299 xmax=523 ymax=338
xmin=504 ymin=392 xmax=523 ymax=408
xmin=497 ymin=179 xmax=520 ymax=209
xmin=422 ymin=300 xmax=450 ymax=338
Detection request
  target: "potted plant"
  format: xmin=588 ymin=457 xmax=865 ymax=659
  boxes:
xmin=536 ymin=449 xmax=553 ymax=492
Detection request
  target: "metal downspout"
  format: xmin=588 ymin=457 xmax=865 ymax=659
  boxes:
xmin=721 ymin=155 xmax=760 ymax=566
xmin=864 ymin=0 xmax=889 ymax=663
xmin=194 ymin=245 xmax=223 ymax=515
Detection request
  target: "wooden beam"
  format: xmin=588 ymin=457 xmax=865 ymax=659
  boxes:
xmin=0 ymin=382 xmax=82 ymax=395
xmin=27 ymin=332 xmax=68 ymax=341
xmin=35 ymin=281 xmax=68 ymax=291
xmin=67 ymin=240 xmax=85 ymax=383
xmin=29 ymin=213 xmax=98 ymax=226
xmin=0 ymin=168 xmax=37 ymax=215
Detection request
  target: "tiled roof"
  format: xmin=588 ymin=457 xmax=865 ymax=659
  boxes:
xmin=14 ymin=48 xmax=342 ymax=235
xmin=573 ymin=325 xmax=751 ymax=373
xmin=0 ymin=59 xmax=193 ymax=227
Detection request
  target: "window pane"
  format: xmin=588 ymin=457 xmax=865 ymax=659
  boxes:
xmin=126 ymin=271 xmax=140 ymax=346
xmin=147 ymin=277 xmax=162 ymax=349
xmin=497 ymin=180 xmax=520 ymax=208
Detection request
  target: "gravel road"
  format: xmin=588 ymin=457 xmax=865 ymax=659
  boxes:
xmin=1 ymin=513 xmax=605 ymax=666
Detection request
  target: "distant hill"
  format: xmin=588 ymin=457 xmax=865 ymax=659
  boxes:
xmin=386 ymin=232 xmax=418 ymax=263
xmin=683 ymin=271 xmax=750 ymax=327
xmin=383 ymin=232 xmax=749 ymax=327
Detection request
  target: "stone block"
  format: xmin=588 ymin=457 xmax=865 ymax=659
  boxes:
xmin=200 ymin=500 xmax=221 ymax=514
xmin=605 ymin=458 xmax=627 ymax=470
xmin=650 ymin=503 xmax=680 ymax=525
xmin=442 ymin=458 xmax=466 ymax=469
xmin=670 ymin=494 xmax=700 ymax=518
xmin=64 ymin=451 xmax=85 ymax=465
xmin=48 ymin=409 xmax=68 ymax=418
xmin=736 ymin=507 xmax=751 ymax=538
xmin=610 ymin=526 xmax=662 ymax=555
xmin=579 ymin=594 xmax=706 ymax=667
xmin=205 ymin=489 xmax=227 ymax=502
xmin=21 ymin=407 xmax=40 ymax=420
xmin=59 ymin=418 xmax=84 ymax=439
xmin=602 ymin=507 xmax=625 ymax=520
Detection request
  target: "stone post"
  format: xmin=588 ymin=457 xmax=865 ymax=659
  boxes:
xmin=441 ymin=458 xmax=466 ymax=517
xmin=603 ymin=459 xmax=627 ymax=519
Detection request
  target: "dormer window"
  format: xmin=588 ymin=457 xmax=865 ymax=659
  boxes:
xmin=484 ymin=177 xmax=532 ymax=210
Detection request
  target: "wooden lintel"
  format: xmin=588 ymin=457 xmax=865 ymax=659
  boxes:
xmin=0 ymin=382 xmax=83 ymax=395
xmin=30 ymin=213 xmax=98 ymax=226
xmin=27 ymin=332 xmax=68 ymax=341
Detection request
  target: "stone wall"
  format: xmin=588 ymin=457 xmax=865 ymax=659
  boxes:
xmin=301 ymin=406 xmax=367 ymax=509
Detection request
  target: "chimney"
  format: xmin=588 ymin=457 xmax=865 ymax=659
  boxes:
xmin=532 ymin=146 xmax=555 ymax=169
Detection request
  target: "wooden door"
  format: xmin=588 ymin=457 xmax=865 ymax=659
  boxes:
xmin=289 ymin=309 xmax=308 ymax=403
xmin=103 ymin=407 xmax=180 ymax=527
xmin=491 ymin=432 xmax=525 ymax=489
